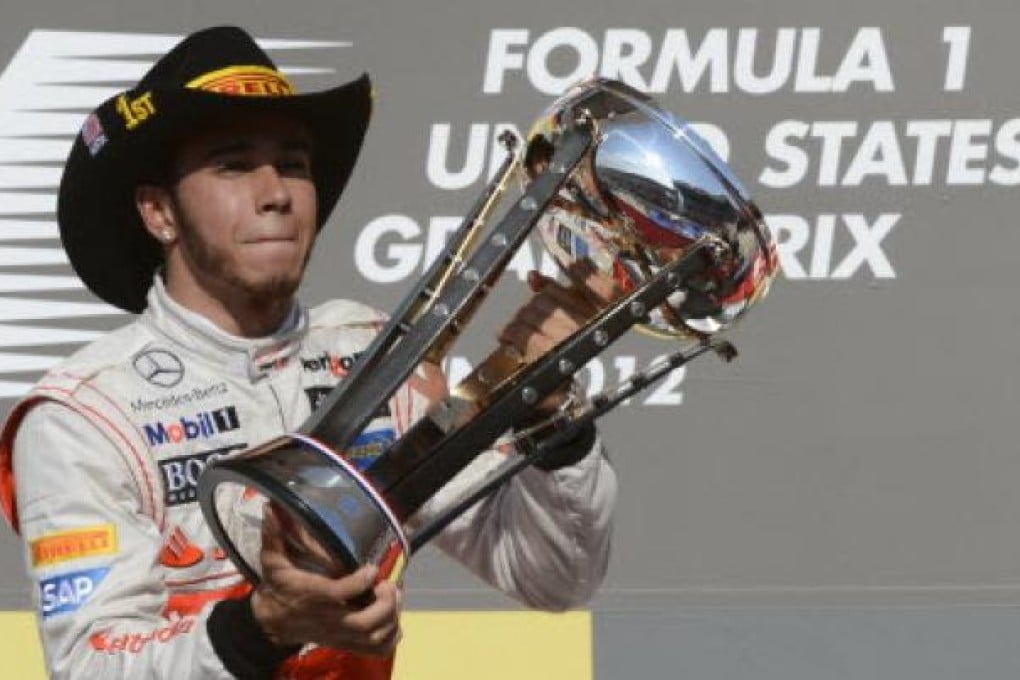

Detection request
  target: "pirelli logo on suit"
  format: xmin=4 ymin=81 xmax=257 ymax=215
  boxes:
xmin=30 ymin=525 xmax=118 ymax=568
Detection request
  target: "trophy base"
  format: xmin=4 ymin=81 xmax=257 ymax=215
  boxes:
xmin=198 ymin=433 xmax=409 ymax=585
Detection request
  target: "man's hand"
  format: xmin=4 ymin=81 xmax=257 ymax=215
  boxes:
xmin=498 ymin=262 xmax=620 ymax=412
xmin=250 ymin=503 xmax=402 ymax=657
xmin=498 ymin=265 xmax=604 ymax=361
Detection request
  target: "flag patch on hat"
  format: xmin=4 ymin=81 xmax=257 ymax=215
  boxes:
xmin=81 ymin=113 xmax=107 ymax=156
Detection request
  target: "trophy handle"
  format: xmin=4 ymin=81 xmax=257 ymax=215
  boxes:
xmin=408 ymin=335 xmax=735 ymax=551
xmin=299 ymin=123 xmax=594 ymax=453
xmin=367 ymin=239 xmax=718 ymax=519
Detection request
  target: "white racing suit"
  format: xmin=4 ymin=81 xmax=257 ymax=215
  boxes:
xmin=0 ymin=278 xmax=616 ymax=679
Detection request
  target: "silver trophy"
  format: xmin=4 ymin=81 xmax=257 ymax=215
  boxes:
xmin=198 ymin=79 xmax=778 ymax=584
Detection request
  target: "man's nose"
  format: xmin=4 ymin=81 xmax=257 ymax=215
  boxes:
xmin=254 ymin=163 xmax=292 ymax=213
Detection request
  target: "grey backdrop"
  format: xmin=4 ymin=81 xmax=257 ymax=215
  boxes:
xmin=1 ymin=1 xmax=1019 ymax=677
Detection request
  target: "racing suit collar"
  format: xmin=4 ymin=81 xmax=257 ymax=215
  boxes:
xmin=143 ymin=275 xmax=309 ymax=381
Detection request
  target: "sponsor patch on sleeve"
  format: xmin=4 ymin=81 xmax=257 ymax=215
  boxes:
xmin=39 ymin=566 xmax=110 ymax=618
xmin=30 ymin=524 xmax=117 ymax=568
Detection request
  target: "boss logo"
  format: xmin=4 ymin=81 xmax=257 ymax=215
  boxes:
xmin=158 ymin=443 xmax=246 ymax=506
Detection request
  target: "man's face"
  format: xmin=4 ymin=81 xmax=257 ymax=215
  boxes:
xmin=167 ymin=114 xmax=318 ymax=303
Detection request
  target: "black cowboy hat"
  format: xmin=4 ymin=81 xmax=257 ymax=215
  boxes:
xmin=57 ymin=25 xmax=372 ymax=313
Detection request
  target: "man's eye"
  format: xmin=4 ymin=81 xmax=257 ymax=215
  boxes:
xmin=217 ymin=158 xmax=253 ymax=173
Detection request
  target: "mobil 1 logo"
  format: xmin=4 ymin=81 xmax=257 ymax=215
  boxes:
xmin=159 ymin=443 xmax=246 ymax=506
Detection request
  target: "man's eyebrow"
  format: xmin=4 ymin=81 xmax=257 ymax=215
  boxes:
xmin=282 ymin=138 xmax=313 ymax=155
xmin=203 ymin=140 xmax=251 ymax=160
xmin=202 ymin=137 xmax=311 ymax=161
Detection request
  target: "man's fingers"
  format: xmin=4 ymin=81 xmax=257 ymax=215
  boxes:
xmin=336 ymin=625 xmax=402 ymax=658
xmin=526 ymin=269 xmax=547 ymax=292
xmin=367 ymin=622 xmax=402 ymax=653
xmin=322 ymin=564 xmax=378 ymax=604
xmin=257 ymin=505 xmax=402 ymax=653
xmin=527 ymin=272 xmax=601 ymax=319
xmin=339 ymin=580 xmax=399 ymax=635
xmin=563 ymin=261 xmax=621 ymax=307
xmin=528 ymin=265 xmax=621 ymax=323
xmin=259 ymin=503 xmax=288 ymax=574
xmin=531 ymin=287 xmax=596 ymax=324
xmin=262 ymin=552 xmax=369 ymax=603
xmin=498 ymin=319 xmax=541 ymax=354
xmin=500 ymin=305 xmax=589 ymax=361
xmin=262 ymin=502 xmax=350 ymax=577
xmin=266 ymin=562 xmax=346 ymax=601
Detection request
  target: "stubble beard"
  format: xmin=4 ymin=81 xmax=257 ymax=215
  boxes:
xmin=172 ymin=201 xmax=312 ymax=309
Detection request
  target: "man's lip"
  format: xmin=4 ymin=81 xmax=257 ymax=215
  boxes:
xmin=244 ymin=235 xmax=298 ymax=243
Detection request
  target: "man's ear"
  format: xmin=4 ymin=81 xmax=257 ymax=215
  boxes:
xmin=136 ymin=185 xmax=178 ymax=245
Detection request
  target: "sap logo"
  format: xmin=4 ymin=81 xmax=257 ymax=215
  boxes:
xmin=40 ymin=566 xmax=109 ymax=618
xmin=143 ymin=407 xmax=240 ymax=447
xmin=301 ymin=352 xmax=362 ymax=377
xmin=158 ymin=443 xmax=246 ymax=506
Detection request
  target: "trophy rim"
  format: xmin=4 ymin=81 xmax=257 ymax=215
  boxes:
xmin=291 ymin=432 xmax=411 ymax=560
xmin=198 ymin=434 xmax=410 ymax=583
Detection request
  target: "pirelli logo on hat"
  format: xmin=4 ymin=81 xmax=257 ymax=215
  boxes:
xmin=187 ymin=64 xmax=295 ymax=96
xmin=30 ymin=524 xmax=118 ymax=568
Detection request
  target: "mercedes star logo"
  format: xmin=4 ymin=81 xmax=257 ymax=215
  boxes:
xmin=133 ymin=349 xmax=185 ymax=387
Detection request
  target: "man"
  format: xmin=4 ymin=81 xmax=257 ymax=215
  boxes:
xmin=0 ymin=26 xmax=617 ymax=679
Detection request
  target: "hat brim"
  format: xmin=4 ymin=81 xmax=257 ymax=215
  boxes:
xmin=58 ymin=73 xmax=372 ymax=313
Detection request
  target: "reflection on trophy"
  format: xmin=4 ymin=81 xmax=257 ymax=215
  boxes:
xmin=198 ymin=78 xmax=779 ymax=584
